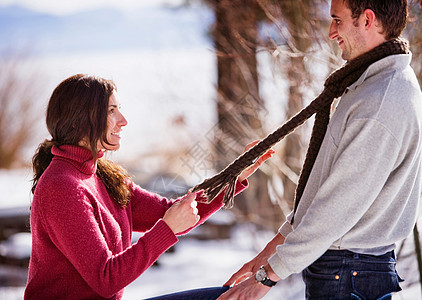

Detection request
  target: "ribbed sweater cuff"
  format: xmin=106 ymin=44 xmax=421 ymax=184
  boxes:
xmin=279 ymin=221 xmax=293 ymax=238
xmin=145 ymin=219 xmax=178 ymax=252
xmin=268 ymin=252 xmax=292 ymax=280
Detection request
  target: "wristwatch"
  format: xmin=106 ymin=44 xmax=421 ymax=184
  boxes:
xmin=255 ymin=265 xmax=277 ymax=287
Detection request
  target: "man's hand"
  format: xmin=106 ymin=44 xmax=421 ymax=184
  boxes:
xmin=218 ymin=276 xmax=271 ymax=300
xmin=223 ymin=255 xmax=267 ymax=288
xmin=223 ymin=233 xmax=284 ymax=287
xmin=217 ymin=233 xmax=284 ymax=299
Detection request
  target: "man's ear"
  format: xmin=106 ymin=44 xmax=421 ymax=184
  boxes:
xmin=362 ymin=8 xmax=376 ymax=30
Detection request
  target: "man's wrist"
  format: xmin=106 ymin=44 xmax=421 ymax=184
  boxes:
xmin=255 ymin=265 xmax=279 ymax=287
xmin=264 ymin=264 xmax=280 ymax=282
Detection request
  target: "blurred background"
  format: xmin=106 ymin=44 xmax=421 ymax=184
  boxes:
xmin=0 ymin=0 xmax=421 ymax=299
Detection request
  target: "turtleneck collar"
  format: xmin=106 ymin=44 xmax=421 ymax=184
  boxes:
xmin=51 ymin=145 xmax=104 ymax=175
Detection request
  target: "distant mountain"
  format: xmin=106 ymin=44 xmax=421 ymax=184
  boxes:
xmin=0 ymin=4 xmax=215 ymax=54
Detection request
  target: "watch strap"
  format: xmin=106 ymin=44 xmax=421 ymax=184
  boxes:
xmin=260 ymin=277 xmax=277 ymax=287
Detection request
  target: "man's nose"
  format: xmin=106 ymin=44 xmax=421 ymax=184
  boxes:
xmin=329 ymin=21 xmax=338 ymax=40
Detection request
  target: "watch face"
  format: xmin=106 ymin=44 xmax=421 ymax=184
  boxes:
xmin=255 ymin=268 xmax=267 ymax=282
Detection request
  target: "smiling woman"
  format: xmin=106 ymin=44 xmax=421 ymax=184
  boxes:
xmin=24 ymin=74 xmax=272 ymax=299
xmin=97 ymin=91 xmax=128 ymax=151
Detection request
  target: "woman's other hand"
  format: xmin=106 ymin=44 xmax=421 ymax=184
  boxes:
xmin=163 ymin=192 xmax=200 ymax=234
xmin=238 ymin=140 xmax=275 ymax=182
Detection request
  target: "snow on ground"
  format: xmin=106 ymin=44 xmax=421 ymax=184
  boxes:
xmin=0 ymin=169 xmax=32 ymax=209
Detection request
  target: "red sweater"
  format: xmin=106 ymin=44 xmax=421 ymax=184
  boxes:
xmin=25 ymin=145 xmax=247 ymax=299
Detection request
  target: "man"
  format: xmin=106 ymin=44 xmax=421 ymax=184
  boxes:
xmin=219 ymin=0 xmax=422 ymax=299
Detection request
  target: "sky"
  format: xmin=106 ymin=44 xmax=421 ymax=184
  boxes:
xmin=0 ymin=0 xmax=186 ymax=15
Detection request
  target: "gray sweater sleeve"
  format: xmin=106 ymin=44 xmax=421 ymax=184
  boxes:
xmin=269 ymin=118 xmax=403 ymax=279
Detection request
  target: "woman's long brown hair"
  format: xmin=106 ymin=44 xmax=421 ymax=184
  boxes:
xmin=32 ymin=74 xmax=132 ymax=207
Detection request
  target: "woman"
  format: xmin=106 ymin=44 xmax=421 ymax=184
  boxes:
xmin=24 ymin=74 xmax=273 ymax=299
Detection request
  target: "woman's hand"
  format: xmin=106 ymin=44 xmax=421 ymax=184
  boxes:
xmin=163 ymin=192 xmax=200 ymax=234
xmin=238 ymin=140 xmax=275 ymax=182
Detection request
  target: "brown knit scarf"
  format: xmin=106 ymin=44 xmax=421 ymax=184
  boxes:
xmin=191 ymin=38 xmax=409 ymax=221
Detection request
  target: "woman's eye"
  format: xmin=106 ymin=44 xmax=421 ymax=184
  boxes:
xmin=108 ymin=109 xmax=115 ymax=114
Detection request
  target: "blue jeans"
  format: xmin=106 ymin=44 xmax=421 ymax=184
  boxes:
xmin=143 ymin=286 xmax=230 ymax=300
xmin=302 ymin=250 xmax=403 ymax=300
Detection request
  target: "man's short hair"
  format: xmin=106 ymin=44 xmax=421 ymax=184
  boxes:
xmin=345 ymin=0 xmax=408 ymax=39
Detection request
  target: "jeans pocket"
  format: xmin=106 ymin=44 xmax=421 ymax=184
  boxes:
xmin=303 ymin=267 xmax=341 ymax=299
xmin=351 ymin=270 xmax=401 ymax=300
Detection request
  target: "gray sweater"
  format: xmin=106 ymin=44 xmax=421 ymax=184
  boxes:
xmin=269 ymin=53 xmax=422 ymax=280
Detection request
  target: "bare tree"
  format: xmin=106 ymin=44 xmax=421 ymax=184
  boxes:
xmin=204 ymin=0 xmax=285 ymax=231
xmin=0 ymin=53 xmax=43 ymax=169
xmin=198 ymin=0 xmax=335 ymax=231
xmin=257 ymin=0 xmax=333 ymax=212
